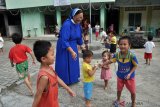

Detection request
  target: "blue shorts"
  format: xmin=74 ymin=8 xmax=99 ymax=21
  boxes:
xmin=83 ymin=82 xmax=93 ymax=100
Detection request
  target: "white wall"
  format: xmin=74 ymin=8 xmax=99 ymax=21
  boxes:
xmin=151 ymin=10 xmax=160 ymax=29
xmin=122 ymin=11 xmax=147 ymax=30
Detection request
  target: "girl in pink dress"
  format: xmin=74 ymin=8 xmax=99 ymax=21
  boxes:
xmin=99 ymin=50 xmax=112 ymax=90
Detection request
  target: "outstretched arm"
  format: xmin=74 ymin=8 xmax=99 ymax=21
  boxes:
xmin=57 ymin=76 xmax=76 ymax=97
xmin=88 ymin=65 xmax=98 ymax=76
xmin=10 ymin=60 xmax=14 ymax=67
xmin=29 ymin=52 xmax=36 ymax=64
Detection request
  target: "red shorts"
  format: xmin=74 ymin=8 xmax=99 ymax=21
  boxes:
xmin=144 ymin=53 xmax=152 ymax=59
xmin=95 ymin=32 xmax=99 ymax=37
xmin=117 ymin=77 xmax=136 ymax=94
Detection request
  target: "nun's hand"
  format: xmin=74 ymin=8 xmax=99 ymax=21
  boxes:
xmin=80 ymin=45 xmax=86 ymax=50
xmin=71 ymin=51 xmax=77 ymax=60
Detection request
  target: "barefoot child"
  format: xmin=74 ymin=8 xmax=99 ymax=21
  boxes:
xmin=144 ymin=35 xmax=155 ymax=65
xmin=99 ymin=50 xmax=112 ymax=90
xmin=82 ymin=50 xmax=98 ymax=107
xmin=32 ymin=40 xmax=76 ymax=107
xmin=9 ymin=33 xmax=35 ymax=96
xmin=108 ymin=36 xmax=138 ymax=107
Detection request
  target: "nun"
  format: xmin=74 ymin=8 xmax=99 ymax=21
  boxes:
xmin=55 ymin=8 xmax=84 ymax=85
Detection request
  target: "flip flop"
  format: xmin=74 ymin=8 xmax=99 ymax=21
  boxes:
xmin=113 ymin=100 xmax=125 ymax=107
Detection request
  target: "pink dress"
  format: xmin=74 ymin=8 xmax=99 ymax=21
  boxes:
xmin=100 ymin=60 xmax=112 ymax=80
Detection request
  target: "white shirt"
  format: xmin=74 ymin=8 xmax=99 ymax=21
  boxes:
xmin=0 ymin=37 xmax=4 ymax=48
xmin=144 ymin=41 xmax=155 ymax=53
xmin=100 ymin=31 xmax=108 ymax=38
xmin=95 ymin=25 xmax=100 ymax=32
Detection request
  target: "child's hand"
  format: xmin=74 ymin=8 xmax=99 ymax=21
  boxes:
xmin=93 ymin=65 xmax=98 ymax=70
xmin=67 ymin=88 xmax=76 ymax=97
xmin=32 ymin=60 xmax=36 ymax=65
xmin=125 ymin=73 xmax=131 ymax=80
xmin=11 ymin=63 xmax=14 ymax=67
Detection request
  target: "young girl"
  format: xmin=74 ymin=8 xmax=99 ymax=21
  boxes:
xmin=99 ymin=50 xmax=112 ymax=90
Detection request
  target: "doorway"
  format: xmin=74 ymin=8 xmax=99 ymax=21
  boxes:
xmin=107 ymin=8 xmax=120 ymax=34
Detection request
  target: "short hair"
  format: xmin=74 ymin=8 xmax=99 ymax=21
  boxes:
xmin=102 ymin=50 xmax=111 ymax=60
xmin=100 ymin=28 xmax=103 ymax=31
xmin=148 ymin=35 xmax=153 ymax=41
xmin=82 ymin=50 xmax=93 ymax=59
xmin=118 ymin=36 xmax=131 ymax=45
xmin=33 ymin=40 xmax=52 ymax=62
xmin=11 ymin=33 xmax=22 ymax=44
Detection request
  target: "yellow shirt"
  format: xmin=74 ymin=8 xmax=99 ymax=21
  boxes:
xmin=111 ymin=36 xmax=117 ymax=44
xmin=82 ymin=62 xmax=94 ymax=82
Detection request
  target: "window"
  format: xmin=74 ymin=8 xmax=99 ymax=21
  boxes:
xmin=128 ymin=13 xmax=141 ymax=27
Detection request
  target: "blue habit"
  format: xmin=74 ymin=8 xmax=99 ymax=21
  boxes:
xmin=55 ymin=19 xmax=83 ymax=85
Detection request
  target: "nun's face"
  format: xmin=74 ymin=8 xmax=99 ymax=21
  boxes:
xmin=73 ymin=13 xmax=83 ymax=24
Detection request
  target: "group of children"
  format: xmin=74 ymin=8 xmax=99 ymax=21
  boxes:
xmin=82 ymin=36 xmax=138 ymax=107
xmin=6 ymin=32 xmax=155 ymax=107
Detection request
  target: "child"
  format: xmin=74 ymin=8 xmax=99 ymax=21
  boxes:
xmin=109 ymin=32 xmax=117 ymax=54
xmin=82 ymin=50 xmax=98 ymax=107
xmin=108 ymin=36 xmax=138 ymax=107
xmin=95 ymin=23 xmax=100 ymax=41
xmin=32 ymin=40 xmax=76 ymax=107
xmin=99 ymin=50 xmax=112 ymax=90
xmin=144 ymin=35 xmax=155 ymax=65
xmin=82 ymin=19 xmax=90 ymax=51
xmin=54 ymin=23 xmax=59 ymax=37
xmin=0 ymin=33 xmax=4 ymax=53
xmin=104 ymin=38 xmax=110 ymax=51
xmin=100 ymin=28 xmax=108 ymax=43
xmin=9 ymin=33 xmax=35 ymax=96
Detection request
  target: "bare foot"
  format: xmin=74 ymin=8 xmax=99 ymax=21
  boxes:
xmin=132 ymin=102 xmax=136 ymax=107
xmin=104 ymin=86 xmax=107 ymax=90
xmin=85 ymin=100 xmax=91 ymax=107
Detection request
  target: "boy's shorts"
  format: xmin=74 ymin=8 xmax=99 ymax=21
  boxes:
xmin=95 ymin=32 xmax=99 ymax=37
xmin=16 ymin=60 xmax=28 ymax=80
xmin=117 ymin=77 xmax=136 ymax=94
xmin=144 ymin=53 xmax=152 ymax=59
xmin=83 ymin=82 xmax=93 ymax=100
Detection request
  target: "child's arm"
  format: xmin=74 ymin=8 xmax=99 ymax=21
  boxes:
xmin=32 ymin=76 xmax=48 ymax=107
xmin=125 ymin=65 xmax=137 ymax=80
xmin=57 ymin=76 xmax=76 ymax=97
xmin=10 ymin=60 xmax=14 ymax=67
xmin=88 ymin=65 xmax=97 ymax=77
xmin=125 ymin=55 xmax=138 ymax=80
xmin=29 ymin=52 xmax=36 ymax=64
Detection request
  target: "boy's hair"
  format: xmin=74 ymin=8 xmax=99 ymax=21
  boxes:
xmin=102 ymin=50 xmax=111 ymax=60
xmin=33 ymin=40 xmax=52 ymax=62
xmin=118 ymin=36 xmax=131 ymax=45
xmin=100 ymin=28 xmax=103 ymax=31
xmin=11 ymin=33 xmax=22 ymax=44
xmin=148 ymin=35 xmax=153 ymax=41
xmin=82 ymin=50 xmax=93 ymax=59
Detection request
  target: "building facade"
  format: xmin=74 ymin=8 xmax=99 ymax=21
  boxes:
xmin=5 ymin=0 xmax=116 ymax=37
xmin=116 ymin=0 xmax=160 ymax=37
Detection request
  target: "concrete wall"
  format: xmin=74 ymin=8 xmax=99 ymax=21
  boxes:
xmin=122 ymin=10 xmax=147 ymax=31
xmin=151 ymin=10 xmax=160 ymax=29
xmin=21 ymin=9 xmax=45 ymax=37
